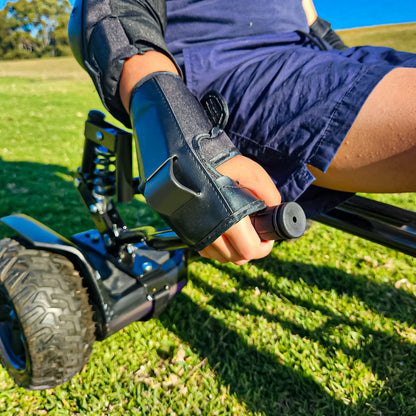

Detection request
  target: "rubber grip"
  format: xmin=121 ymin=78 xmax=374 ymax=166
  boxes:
xmin=251 ymin=202 xmax=306 ymax=241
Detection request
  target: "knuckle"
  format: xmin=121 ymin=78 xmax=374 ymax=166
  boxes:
xmin=237 ymin=244 xmax=258 ymax=261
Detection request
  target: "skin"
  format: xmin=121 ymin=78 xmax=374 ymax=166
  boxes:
xmin=119 ymin=52 xmax=280 ymax=266
xmin=302 ymin=0 xmax=318 ymax=25
xmin=308 ymin=68 xmax=416 ymax=193
xmin=119 ymin=9 xmax=416 ymax=265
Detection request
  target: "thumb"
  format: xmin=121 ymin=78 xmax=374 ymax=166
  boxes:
xmin=216 ymin=155 xmax=281 ymax=206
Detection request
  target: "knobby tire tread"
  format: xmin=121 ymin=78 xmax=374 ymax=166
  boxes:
xmin=0 ymin=238 xmax=96 ymax=390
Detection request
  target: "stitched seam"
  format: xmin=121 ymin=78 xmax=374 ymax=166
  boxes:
xmin=229 ymin=130 xmax=285 ymax=156
xmin=307 ymin=67 xmax=370 ymax=165
xmin=151 ymin=77 xmax=231 ymax=214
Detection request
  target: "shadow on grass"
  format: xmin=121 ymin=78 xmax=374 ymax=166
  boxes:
xmin=3 ymin=158 xmax=416 ymax=413
xmin=0 ymin=157 xmax=161 ymax=239
xmin=258 ymin=251 xmax=416 ymax=328
xmin=161 ymin=291 xmax=354 ymax=416
xmin=160 ymin=255 xmax=416 ymax=414
xmin=0 ymin=157 xmax=89 ymax=238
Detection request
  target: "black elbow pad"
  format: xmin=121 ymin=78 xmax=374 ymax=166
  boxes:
xmin=130 ymin=72 xmax=266 ymax=250
xmin=68 ymin=0 xmax=180 ymax=127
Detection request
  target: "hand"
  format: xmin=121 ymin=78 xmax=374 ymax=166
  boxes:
xmin=198 ymin=155 xmax=281 ymax=265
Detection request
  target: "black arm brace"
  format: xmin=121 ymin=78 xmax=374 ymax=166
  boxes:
xmin=68 ymin=1 xmax=266 ymax=250
xmin=130 ymin=72 xmax=266 ymax=250
xmin=309 ymin=17 xmax=348 ymax=51
xmin=68 ymin=0 xmax=179 ymax=127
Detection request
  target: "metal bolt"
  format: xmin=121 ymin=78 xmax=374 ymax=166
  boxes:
xmin=96 ymin=131 xmax=104 ymax=141
xmin=146 ymin=295 xmax=153 ymax=302
xmin=126 ymin=244 xmax=135 ymax=255
xmin=142 ymin=262 xmax=153 ymax=273
xmin=103 ymin=234 xmax=114 ymax=247
xmin=211 ymin=126 xmax=221 ymax=137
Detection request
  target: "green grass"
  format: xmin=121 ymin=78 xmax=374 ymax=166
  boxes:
xmin=0 ymin=24 xmax=416 ymax=415
xmin=340 ymin=23 xmax=416 ymax=52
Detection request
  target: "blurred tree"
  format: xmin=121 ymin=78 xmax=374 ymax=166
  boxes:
xmin=0 ymin=0 xmax=72 ymax=59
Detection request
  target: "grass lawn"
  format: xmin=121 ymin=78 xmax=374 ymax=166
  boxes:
xmin=0 ymin=24 xmax=415 ymax=416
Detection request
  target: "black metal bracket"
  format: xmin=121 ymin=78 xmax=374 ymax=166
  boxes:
xmin=315 ymin=195 xmax=416 ymax=257
xmin=76 ymin=111 xmax=187 ymax=254
xmin=0 ymin=214 xmax=187 ymax=341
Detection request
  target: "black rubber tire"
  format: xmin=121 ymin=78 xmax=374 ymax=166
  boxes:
xmin=0 ymin=238 xmax=96 ymax=390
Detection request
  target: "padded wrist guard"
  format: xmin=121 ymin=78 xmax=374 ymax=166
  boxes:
xmin=130 ymin=72 xmax=266 ymax=250
xmin=310 ymin=17 xmax=348 ymax=51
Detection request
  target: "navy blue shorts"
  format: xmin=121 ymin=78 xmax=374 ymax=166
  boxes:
xmin=176 ymin=32 xmax=416 ymax=216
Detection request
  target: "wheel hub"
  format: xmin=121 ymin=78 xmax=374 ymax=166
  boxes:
xmin=0 ymin=289 xmax=26 ymax=371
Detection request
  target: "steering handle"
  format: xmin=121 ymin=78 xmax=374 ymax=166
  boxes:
xmin=251 ymin=202 xmax=306 ymax=241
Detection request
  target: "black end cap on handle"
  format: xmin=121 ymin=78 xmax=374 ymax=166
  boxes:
xmin=251 ymin=202 xmax=306 ymax=241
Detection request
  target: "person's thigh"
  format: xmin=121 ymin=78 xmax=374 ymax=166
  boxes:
xmin=309 ymin=67 xmax=416 ymax=193
xmin=186 ymin=42 xmax=416 ymax=208
xmin=203 ymin=44 xmax=414 ymax=203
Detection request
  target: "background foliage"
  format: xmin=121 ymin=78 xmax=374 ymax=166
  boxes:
xmin=0 ymin=0 xmax=71 ymax=59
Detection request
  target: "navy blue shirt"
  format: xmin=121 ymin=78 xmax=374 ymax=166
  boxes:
xmin=164 ymin=0 xmax=354 ymax=216
xmin=165 ymin=0 xmax=309 ymax=56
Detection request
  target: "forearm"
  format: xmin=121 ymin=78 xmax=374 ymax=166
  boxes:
xmin=70 ymin=0 xmax=282 ymax=259
xmin=303 ymin=0 xmax=348 ymax=51
xmin=119 ymin=51 xmax=179 ymax=112
xmin=302 ymin=0 xmax=318 ymax=26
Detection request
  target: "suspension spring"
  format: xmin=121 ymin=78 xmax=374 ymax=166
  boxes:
xmin=92 ymin=145 xmax=116 ymax=212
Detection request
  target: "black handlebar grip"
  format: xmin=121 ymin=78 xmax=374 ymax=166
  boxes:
xmin=251 ymin=202 xmax=306 ymax=241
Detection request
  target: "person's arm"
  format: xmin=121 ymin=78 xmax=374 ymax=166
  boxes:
xmin=119 ymin=53 xmax=280 ymax=263
xmin=69 ymin=0 xmax=281 ymax=263
xmin=119 ymin=52 xmax=179 ymax=111
xmin=302 ymin=0 xmax=348 ymax=51
xmin=68 ymin=0 xmax=181 ymax=126
xmin=302 ymin=0 xmax=318 ymax=26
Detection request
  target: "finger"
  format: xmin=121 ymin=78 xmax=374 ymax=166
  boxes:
xmin=199 ymin=234 xmax=245 ymax=264
xmin=201 ymin=219 xmax=274 ymax=264
xmin=224 ymin=216 xmax=275 ymax=260
xmin=198 ymin=244 xmax=229 ymax=264
xmin=199 ymin=220 xmax=274 ymax=265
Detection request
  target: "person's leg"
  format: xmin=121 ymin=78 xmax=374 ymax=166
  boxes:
xmin=187 ymin=41 xmax=416 ymax=214
xmin=309 ymin=67 xmax=416 ymax=193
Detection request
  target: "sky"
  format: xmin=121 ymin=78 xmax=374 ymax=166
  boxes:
xmin=0 ymin=0 xmax=415 ymax=30
xmin=314 ymin=0 xmax=416 ymax=29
